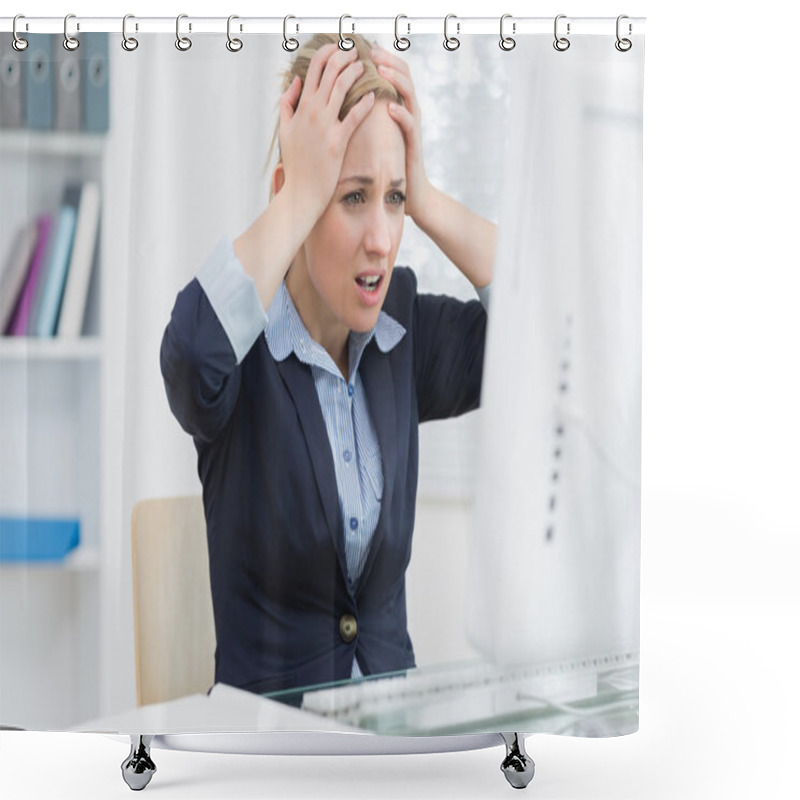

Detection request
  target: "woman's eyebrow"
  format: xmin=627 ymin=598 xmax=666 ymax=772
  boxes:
xmin=338 ymin=176 xmax=406 ymax=188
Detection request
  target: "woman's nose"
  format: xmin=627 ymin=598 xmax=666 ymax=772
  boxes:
xmin=363 ymin=205 xmax=392 ymax=257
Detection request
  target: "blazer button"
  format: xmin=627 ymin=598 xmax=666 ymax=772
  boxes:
xmin=339 ymin=614 xmax=357 ymax=643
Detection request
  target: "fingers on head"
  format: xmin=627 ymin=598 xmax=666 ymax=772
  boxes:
xmin=303 ymin=42 xmax=339 ymax=94
xmin=280 ymin=75 xmax=302 ymax=119
xmin=340 ymin=90 xmax=375 ymax=139
xmin=327 ymin=60 xmax=365 ymax=113
xmin=316 ymin=45 xmax=361 ymax=102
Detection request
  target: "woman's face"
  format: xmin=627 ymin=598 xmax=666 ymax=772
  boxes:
xmin=297 ymin=99 xmax=406 ymax=339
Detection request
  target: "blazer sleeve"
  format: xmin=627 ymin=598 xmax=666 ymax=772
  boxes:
xmin=160 ymin=237 xmax=269 ymax=443
xmin=413 ymin=283 xmax=488 ymax=423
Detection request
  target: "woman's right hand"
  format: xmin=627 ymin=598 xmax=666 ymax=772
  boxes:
xmin=277 ymin=43 xmax=375 ymax=225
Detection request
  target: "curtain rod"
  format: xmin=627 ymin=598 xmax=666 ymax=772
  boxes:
xmin=0 ymin=16 xmax=646 ymax=37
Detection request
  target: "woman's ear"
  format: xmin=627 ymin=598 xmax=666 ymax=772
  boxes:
xmin=273 ymin=163 xmax=286 ymax=197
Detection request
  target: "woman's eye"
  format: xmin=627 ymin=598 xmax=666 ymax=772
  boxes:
xmin=344 ymin=191 xmax=364 ymax=205
xmin=387 ymin=191 xmax=406 ymax=206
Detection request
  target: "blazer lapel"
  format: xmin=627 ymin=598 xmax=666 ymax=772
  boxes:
xmin=275 ymin=356 xmax=346 ymax=577
xmin=358 ymin=342 xmax=398 ymax=585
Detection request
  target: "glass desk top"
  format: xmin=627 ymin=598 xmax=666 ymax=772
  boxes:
xmin=263 ymin=651 xmax=639 ymax=738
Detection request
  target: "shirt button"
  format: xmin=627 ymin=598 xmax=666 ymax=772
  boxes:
xmin=339 ymin=614 xmax=357 ymax=643
xmin=343 ymin=449 xmax=352 ymax=463
xmin=349 ymin=517 xmax=359 ymax=531
xmin=347 ymin=384 xmax=354 ymax=397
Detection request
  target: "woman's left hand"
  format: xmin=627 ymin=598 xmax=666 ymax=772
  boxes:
xmin=370 ymin=45 xmax=432 ymax=223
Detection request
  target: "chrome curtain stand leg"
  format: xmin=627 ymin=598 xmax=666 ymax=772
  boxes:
xmin=121 ymin=734 xmax=157 ymax=791
xmin=500 ymin=732 xmax=535 ymax=789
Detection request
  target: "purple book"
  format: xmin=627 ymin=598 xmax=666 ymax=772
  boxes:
xmin=5 ymin=215 xmax=53 ymax=336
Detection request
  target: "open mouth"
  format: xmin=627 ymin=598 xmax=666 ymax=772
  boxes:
xmin=355 ymin=275 xmax=383 ymax=294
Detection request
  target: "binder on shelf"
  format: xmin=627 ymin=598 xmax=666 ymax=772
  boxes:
xmin=82 ymin=33 xmax=110 ymax=133
xmin=58 ymin=182 xmax=101 ymax=337
xmin=0 ymin=35 xmax=25 ymax=128
xmin=3 ymin=215 xmax=53 ymax=336
xmin=24 ymin=34 xmax=54 ymax=131
xmin=54 ymin=34 xmax=82 ymax=132
xmin=0 ymin=516 xmax=81 ymax=562
xmin=33 ymin=184 xmax=80 ymax=337
xmin=0 ymin=221 xmax=39 ymax=332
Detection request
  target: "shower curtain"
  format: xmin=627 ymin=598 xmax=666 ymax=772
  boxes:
xmin=0 ymin=18 xmax=644 ymax=749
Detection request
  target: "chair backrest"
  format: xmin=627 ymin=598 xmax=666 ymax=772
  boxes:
xmin=131 ymin=495 xmax=216 ymax=706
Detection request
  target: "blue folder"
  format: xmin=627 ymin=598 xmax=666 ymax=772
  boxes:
xmin=0 ymin=517 xmax=81 ymax=562
xmin=24 ymin=34 xmax=54 ymax=130
xmin=82 ymin=33 xmax=110 ymax=133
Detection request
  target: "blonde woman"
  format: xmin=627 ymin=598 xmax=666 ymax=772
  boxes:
xmin=161 ymin=35 xmax=496 ymax=697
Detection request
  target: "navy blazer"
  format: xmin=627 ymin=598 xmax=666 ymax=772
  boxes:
xmin=160 ymin=266 xmax=486 ymax=695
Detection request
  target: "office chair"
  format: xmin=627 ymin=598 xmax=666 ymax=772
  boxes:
xmin=131 ymin=495 xmax=216 ymax=706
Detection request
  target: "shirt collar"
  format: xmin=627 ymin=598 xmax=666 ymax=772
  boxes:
xmin=265 ymin=281 xmax=405 ymax=376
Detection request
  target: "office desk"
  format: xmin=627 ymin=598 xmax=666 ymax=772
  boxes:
xmin=270 ymin=652 xmax=639 ymax=738
xmin=72 ymin=652 xmax=638 ymax=741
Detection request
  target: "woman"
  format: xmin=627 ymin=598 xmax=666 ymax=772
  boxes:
xmin=161 ymin=34 xmax=496 ymax=696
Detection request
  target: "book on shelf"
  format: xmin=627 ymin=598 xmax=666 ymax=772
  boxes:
xmin=0 ymin=221 xmax=39 ymax=332
xmin=3 ymin=215 xmax=54 ymax=336
xmin=32 ymin=185 xmax=79 ymax=337
xmin=1 ymin=182 xmax=101 ymax=339
xmin=57 ymin=181 xmax=101 ymax=337
xmin=26 ymin=215 xmax=60 ymax=335
xmin=0 ymin=33 xmax=110 ymax=133
xmin=0 ymin=516 xmax=81 ymax=562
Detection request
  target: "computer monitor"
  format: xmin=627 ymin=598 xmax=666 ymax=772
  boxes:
xmin=467 ymin=41 xmax=643 ymax=667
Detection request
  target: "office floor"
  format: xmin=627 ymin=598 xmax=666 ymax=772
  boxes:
xmin=3 ymin=596 xmax=798 ymax=800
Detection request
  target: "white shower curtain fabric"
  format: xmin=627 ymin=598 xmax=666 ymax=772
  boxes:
xmin=0 ymin=29 xmax=643 ymax=738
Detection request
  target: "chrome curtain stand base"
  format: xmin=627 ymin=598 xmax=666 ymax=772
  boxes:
xmin=121 ymin=734 xmax=156 ymax=791
xmin=500 ymin=732 xmax=536 ymax=789
xmin=118 ymin=731 xmax=534 ymax=790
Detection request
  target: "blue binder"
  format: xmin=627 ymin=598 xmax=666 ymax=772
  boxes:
xmin=24 ymin=34 xmax=54 ymax=130
xmin=54 ymin=33 xmax=82 ymax=131
xmin=82 ymin=33 xmax=109 ymax=133
xmin=0 ymin=35 xmax=25 ymax=128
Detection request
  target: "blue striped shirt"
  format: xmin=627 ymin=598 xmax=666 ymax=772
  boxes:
xmin=264 ymin=281 xmax=406 ymax=591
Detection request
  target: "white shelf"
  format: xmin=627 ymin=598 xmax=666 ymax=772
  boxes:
xmin=0 ymin=130 xmax=107 ymax=158
xmin=0 ymin=336 xmax=104 ymax=361
xmin=0 ymin=546 xmax=101 ymax=573
xmin=1 ymin=121 xmax=109 ymax=728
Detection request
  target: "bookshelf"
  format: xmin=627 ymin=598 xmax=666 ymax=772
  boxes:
xmin=0 ymin=36 xmax=110 ymax=730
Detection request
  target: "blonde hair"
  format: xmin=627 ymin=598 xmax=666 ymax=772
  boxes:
xmin=266 ymin=33 xmax=404 ymax=192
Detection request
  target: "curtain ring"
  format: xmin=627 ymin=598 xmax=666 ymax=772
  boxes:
xmin=226 ymin=15 xmax=243 ymax=52
xmin=175 ymin=14 xmax=192 ymax=51
xmin=443 ymin=14 xmax=460 ymax=51
xmin=553 ymin=14 xmax=570 ymax=52
xmin=122 ymin=14 xmax=139 ymax=52
xmin=282 ymin=15 xmax=299 ymax=52
xmin=499 ymin=14 xmax=516 ymax=51
xmin=615 ymin=15 xmax=632 ymax=52
xmin=63 ymin=13 xmax=80 ymax=51
xmin=394 ymin=14 xmax=410 ymax=51
xmin=339 ymin=15 xmax=355 ymax=50
xmin=12 ymin=15 xmax=28 ymax=52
